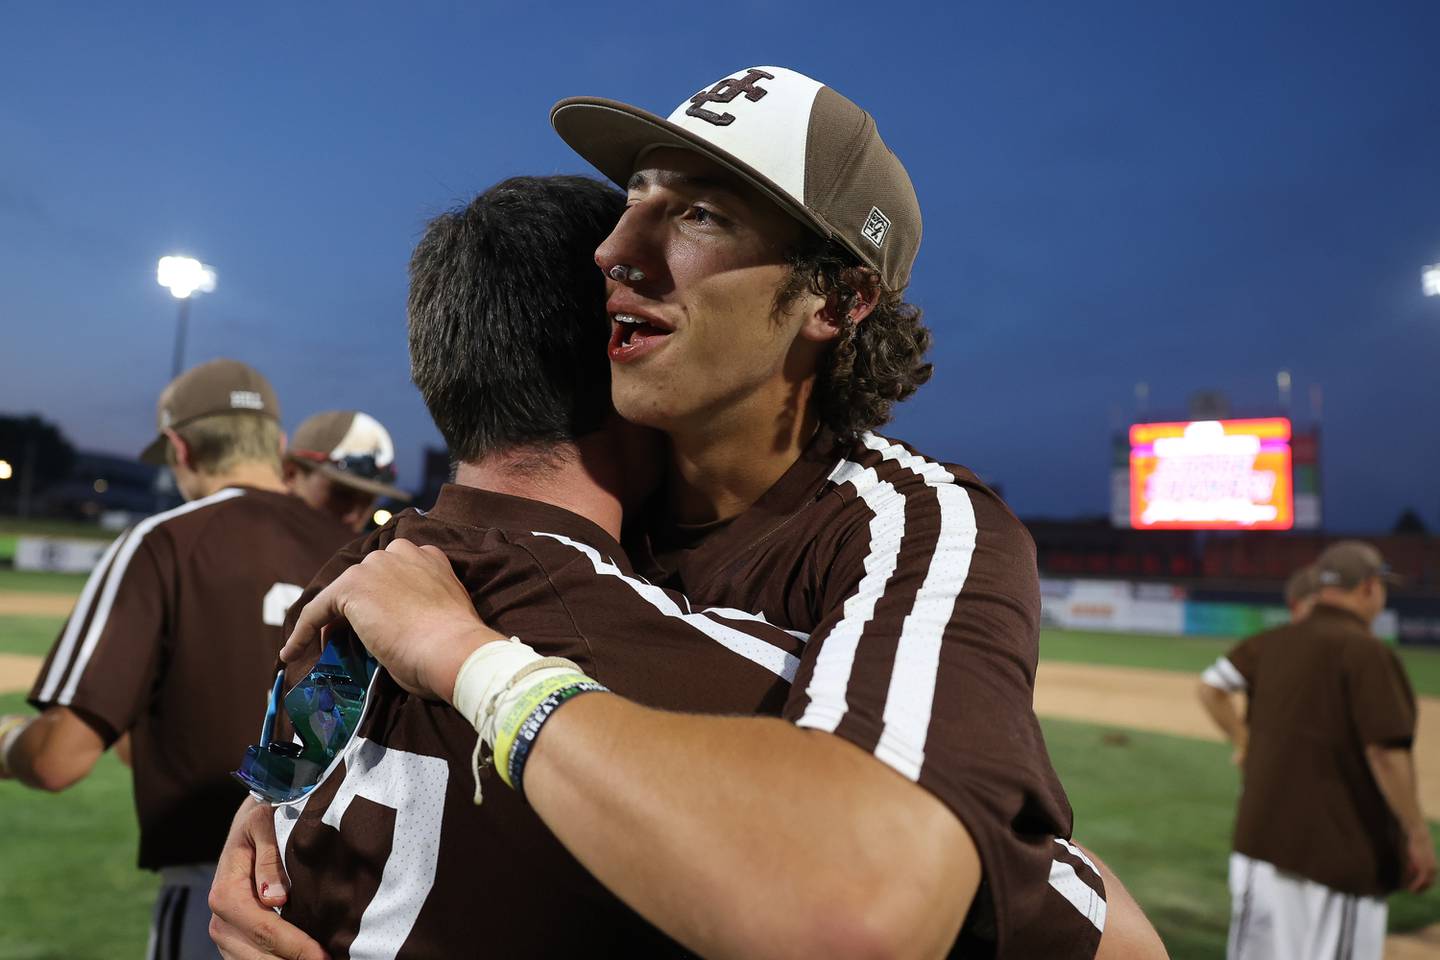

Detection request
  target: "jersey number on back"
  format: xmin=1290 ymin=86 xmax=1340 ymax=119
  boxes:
xmin=278 ymin=738 xmax=449 ymax=959
xmin=262 ymin=583 xmax=305 ymax=627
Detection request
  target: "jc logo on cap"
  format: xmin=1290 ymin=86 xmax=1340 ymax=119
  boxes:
xmin=685 ymin=69 xmax=776 ymax=127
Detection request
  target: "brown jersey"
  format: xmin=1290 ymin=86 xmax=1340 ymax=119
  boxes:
xmin=275 ymin=485 xmax=800 ymax=958
xmin=29 ymin=486 xmax=354 ymax=869
xmin=632 ymin=430 xmax=1105 ymax=959
xmin=1217 ymin=604 xmax=1417 ymax=895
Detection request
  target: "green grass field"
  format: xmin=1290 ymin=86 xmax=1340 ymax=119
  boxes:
xmin=1 ymin=607 xmax=1437 ymax=958
xmin=0 ymin=569 xmax=92 ymax=596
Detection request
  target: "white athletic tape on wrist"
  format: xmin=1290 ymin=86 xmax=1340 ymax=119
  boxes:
xmin=452 ymin=638 xmax=591 ymax=804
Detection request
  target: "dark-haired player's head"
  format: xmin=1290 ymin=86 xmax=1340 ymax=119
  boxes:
xmin=552 ymin=68 xmax=932 ymax=443
xmin=407 ymin=176 xmax=654 ymax=486
xmin=409 ymin=175 xmax=622 ymax=459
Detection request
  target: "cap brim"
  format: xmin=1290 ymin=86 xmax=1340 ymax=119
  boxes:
xmin=139 ymin=434 xmax=169 ymax=466
xmin=551 ymin=97 xmax=838 ymax=248
xmin=313 ymin=464 xmax=411 ymax=502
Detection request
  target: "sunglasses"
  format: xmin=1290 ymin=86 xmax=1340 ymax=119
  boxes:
xmin=233 ymin=636 xmax=377 ymax=803
xmin=292 ymin=449 xmax=398 ymax=484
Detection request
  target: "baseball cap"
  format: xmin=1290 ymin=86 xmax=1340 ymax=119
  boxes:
xmin=551 ymin=66 xmax=922 ymax=291
xmin=287 ymin=410 xmax=410 ymax=502
xmin=1313 ymin=541 xmax=1403 ymax=590
xmin=140 ymin=359 xmax=280 ymax=465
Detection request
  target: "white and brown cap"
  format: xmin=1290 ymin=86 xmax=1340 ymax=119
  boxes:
xmin=140 ymin=358 xmax=280 ymax=465
xmin=1314 ymin=541 xmax=1404 ymax=590
xmin=287 ymin=410 xmax=410 ymax=502
xmin=552 ymin=66 xmax=922 ymax=291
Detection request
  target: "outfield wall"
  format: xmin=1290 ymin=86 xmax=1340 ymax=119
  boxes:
xmin=1040 ymin=577 xmax=1402 ymax=643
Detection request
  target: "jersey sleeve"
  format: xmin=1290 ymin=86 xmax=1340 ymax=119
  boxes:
xmin=1201 ymin=636 xmax=1259 ymax=692
xmin=27 ymin=528 xmax=170 ymax=744
xmin=784 ymin=467 xmax=1060 ymax=828
xmin=1348 ymin=643 xmax=1416 ymax=748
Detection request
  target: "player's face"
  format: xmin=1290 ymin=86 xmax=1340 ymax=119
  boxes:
xmin=597 ymin=149 xmax=828 ymax=434
xmin=288 ymin=467 xmax=377 ymax=532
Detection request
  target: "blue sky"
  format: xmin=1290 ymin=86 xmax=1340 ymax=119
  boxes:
xmin=2 ymin=1 xmax=1437 ymax=530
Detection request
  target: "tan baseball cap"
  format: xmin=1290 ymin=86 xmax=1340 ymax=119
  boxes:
xmin=1313 ymin=541 xmax=1403 ymax=590
xmin=140 ymin=358 xmax=280 ymax=465
xmin=287 ymin=410 xmax=410 ymax=501
xmin=551 ymin=66 xmax=922 ymax=291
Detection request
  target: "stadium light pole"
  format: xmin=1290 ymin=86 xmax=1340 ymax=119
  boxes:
xmin=156 ymin=256 xmax=217 ymax=379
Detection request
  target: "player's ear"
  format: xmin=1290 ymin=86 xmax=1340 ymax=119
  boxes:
xmin=277 ymin=430 xmax=288 ymax=457
xmin=163 ymin=428 xmax=192 ymax=471
xmin=798 ymin=266 xmax=881 ymax=344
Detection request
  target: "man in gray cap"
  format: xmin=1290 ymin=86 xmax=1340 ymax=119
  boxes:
xmin=0 ymin=359 xmax=354 ymax=960
xmin=283 ymin=410 xmax=411 ymax=532
xmin=1199 ymin=541 xmax=1434 ymax=959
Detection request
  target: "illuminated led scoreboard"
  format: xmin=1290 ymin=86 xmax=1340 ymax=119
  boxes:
xmin=1111 ymin=418 xmax=1321 ymax=531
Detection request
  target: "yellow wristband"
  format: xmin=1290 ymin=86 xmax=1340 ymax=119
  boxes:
xmin=492 ymin=672 xmax=594 ymax=787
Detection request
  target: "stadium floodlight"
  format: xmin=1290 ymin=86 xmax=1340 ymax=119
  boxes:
xmin=1424 ymin=263 xmax=1440 ymax=297
xmin=157 ymin=256 xmax=216 ymax=300
xmin=156 ymin=254 xmax=217 ymax=378
xmin=372 ymin=508 xmax=393 ymax=527
xmin=0 ymin=459 xmax=12 ymax=481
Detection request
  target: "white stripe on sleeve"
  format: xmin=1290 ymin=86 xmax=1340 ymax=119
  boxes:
xmin=532 ymin=532 xmax=800 ymax=682
xmin=1201 ymin=657 xmax=1247 ymax=693
xmin=56 ymin=488 xmax=246 ymax=706
xmin=1049 ymin=857 xmax=1107 ymax=932
xmin=35 ymin=531 xmax=130 ymax=702
xmin=795 ymin=460 xmax=905 ymax=734
xmin=799 ymin=434 xmax=979 ymax=784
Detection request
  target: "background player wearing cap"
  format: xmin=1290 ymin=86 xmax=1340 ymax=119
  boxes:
xmin=0 ymin=359 xmax=354 ymax=960
xmin=1198 ymin=541 xmax=1435 ymax=959
xmin=255 ymin=67 xmax=1164 ymax=958
xmin=283 ymin=410 xmax=411 ymax=532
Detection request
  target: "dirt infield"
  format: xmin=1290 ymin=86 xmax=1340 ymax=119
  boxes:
xmin=0 ymin=653 xmax=42 ymax=694
xmin=0 ymin=593 xmax=76 ymax=617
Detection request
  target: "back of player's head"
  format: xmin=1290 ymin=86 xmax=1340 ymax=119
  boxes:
xmin=143 ymin=358 xmax=284 ymax=475
xmin=408 ymin=175 xmax=624 ymax=462
xmin=167 ymin=414 xmax=284 ymax=475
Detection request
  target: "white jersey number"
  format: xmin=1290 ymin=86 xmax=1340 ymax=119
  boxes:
xmin=262 ymin=582 xmax=305 ymax=627
xmin=275 ymin=738 xmax=449 ymax=960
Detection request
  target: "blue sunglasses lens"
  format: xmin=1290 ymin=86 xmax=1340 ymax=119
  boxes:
xmin=233 ymin=638 xmax=375 ymax=802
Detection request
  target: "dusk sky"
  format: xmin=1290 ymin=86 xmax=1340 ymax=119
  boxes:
xmin=3 ymin=2 xmax=1437 ymax=531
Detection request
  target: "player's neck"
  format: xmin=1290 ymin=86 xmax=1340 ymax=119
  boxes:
xmin=454 ymin=444 xmax=623 ymax=541
xmin=665 ymin=394 xmax=821 ymax=525
xmin=187 ymin=463 xmax=288 ymax=500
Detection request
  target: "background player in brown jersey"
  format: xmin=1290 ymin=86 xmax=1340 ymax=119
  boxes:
xmin=216 ymin=68 xmax=1165 ymax=959
xmin=283 ymin=410 xmax=411 ymax=532
xmin=0 ymin=358 xmax=354 ymax=960
xmin=1198 ymin=541 xmax=1433 ymax=960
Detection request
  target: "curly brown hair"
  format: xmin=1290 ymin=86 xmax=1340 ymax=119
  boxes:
xmin=775 ymin=236 xmax=933 ymax=442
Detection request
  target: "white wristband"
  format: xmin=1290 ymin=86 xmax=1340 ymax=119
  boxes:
xmin=452 ymin=638 xmax=597 ymax=805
